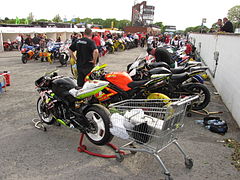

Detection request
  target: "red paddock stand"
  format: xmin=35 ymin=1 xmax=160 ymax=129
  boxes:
xmin=77 ymin=133 xmax=125 ymax=159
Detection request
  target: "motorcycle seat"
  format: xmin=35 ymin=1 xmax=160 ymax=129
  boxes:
xmin=170 ymin=67 xmax=186 ymax=74
xmin=148 ymin=62 xmax=170 ymax=69
xmin=171 ymin=72 xmax=188 ymax=81
xmin=149 ymin=67 xmax=171 ymax=75
xmin=127 ymin=80 xmax=149 ymax=89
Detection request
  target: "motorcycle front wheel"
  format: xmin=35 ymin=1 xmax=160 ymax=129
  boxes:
xmin=37 ymin=97 xmax=54 ymax=124
xmin=22 ymin=54 xmax=28 ymax=64
xmin=84 ymin=104 xmax=113 ymax=146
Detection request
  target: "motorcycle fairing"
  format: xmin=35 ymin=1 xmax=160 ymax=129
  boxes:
xmin=105 ymin=72 xmax=133 ymax=91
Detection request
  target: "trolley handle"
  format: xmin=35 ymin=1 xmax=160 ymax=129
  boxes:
xmin=170 ymin=95 xmax=199 ymax=106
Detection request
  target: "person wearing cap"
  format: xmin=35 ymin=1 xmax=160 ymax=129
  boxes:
xmin=69 ymin=28 xmax=99 ymax=87
xmin=147 ymin=47 xmax=175 ymax=68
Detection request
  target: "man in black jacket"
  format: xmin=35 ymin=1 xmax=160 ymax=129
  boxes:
xmin=221 ymin=17 xmax=234 ymax=33
xmin=69 ymin=28 xmax=99 ymax=87
xmin=147 ymin=47 xmax=175 ymax=68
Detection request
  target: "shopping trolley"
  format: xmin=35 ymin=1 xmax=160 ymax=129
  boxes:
xmin=108 ymin=95 xmax=198 ymax=180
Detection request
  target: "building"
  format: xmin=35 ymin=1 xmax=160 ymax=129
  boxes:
xmin=164 ymin=25 xmax=176 ymax=34
xmin=131 ymin=1 xmax=155 ymax=26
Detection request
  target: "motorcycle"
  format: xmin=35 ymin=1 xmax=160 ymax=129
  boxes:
xmin=35 ymin=70 xmax=113 ymax=145
xmin=47 ymin=41 xmax=62 ymax=63
xmin=3 ymin=40 xmax=14 ymax=51
xmin=21 ymin=44 xmax=40 ymax=64
xmin=113 ymin=39 xmax=125 ymax=52
xmin=84 ymin=64 xmax=171 ymax=105
xmin=105 ymin=39 xmax=115 ymax=54
xmin=128 ymin=55 xmax=207 ymax=83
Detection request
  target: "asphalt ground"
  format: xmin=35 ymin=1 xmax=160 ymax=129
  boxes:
xmin=0 ymin=48 xmax=239 ymax=180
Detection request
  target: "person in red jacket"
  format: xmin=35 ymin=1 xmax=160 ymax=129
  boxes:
xmin=185 ymin=41 xmax=192 ymax=55
xmin=92 ymin=33 xmax=101 ymax=63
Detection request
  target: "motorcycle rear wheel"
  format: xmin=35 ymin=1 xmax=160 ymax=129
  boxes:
xmin=59 ymin=53 xmax=69 ymax=66
xmin=84 ymin=104 xmax=113 ymax=146
xmin=185 ymin=83 xmax=210 ymax=110
xmin=37 ymin=97 xmax=54 ymax=124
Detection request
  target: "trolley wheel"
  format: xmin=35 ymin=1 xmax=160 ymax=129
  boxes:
xmin=185 ymin=158 xmax=193 ymax=169
xmin=129 ymin=143 xmax=137 ymax=154
xmin=130 ymin=151 xmax=137 ymax=155
xmin=116 ymin=153 xmax=124 ymax=162
xmin=165 ymin=175 xmax=173 ymax=180
xmin=187 ymin=112 xmax=192 ymax=117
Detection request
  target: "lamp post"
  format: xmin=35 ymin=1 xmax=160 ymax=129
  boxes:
xmin=201 ymin=18 xmax=207 ymax=33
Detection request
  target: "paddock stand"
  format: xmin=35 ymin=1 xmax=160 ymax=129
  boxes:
xmin=77 ymin=133 xmax=125 ymax=160
xmin=32 ymin=118 xmax=126 ymax=160
xmin=32 ymin=118 xmax=46 ymax=131
xmin=190 ymin=109 xmax=223 ymax=116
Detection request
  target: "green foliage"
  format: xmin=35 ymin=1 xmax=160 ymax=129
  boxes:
xmin=228 ymin=5 xmax=240 ymax=23
xmin=184 ymin=26 xmax=209 ymax=33
xmin=154 ymin=22 xmax=163 ymax=28
xmin=52 ymin=14 xmax=62 ymax=23
xmin=1 ymin=15 xmax=130 ymax=30
xmin=115 ymin=20 xmax=131 ymax=30
xmin=102 ymin=18 xmax=117 ymax=28
xmin=228 ymin=5 xmax=240 ymax=28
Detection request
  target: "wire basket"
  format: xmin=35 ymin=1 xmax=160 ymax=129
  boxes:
xmin=109 ymin=96 xmax=198 ymax=151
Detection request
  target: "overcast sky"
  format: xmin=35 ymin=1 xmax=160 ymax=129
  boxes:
xmin=1 ymin=0 xmax=239 ymax=30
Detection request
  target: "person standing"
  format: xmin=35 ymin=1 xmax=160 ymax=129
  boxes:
xmin=221 ymin=17 xmax=234 ymax=33
xmin=16 ymin=34 xmax=22 ymax=51
xmin=24 ymin=34 xmax=32 ymax=46
xmin=216 ymin=19 xmax=223 ymax=32
xmin=69 ymin=28 xmax=99 ymax=87
xmin=92 ymin=32 xmax=101 ymax=63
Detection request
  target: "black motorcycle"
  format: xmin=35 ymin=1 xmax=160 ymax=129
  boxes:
xmin=35 ymin=70 xmax=113 ymax=145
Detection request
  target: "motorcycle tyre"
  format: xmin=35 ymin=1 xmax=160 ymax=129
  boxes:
xmin=22 ymin=54 xmax=28 ymax=64
xmin=118 ymin=44 xmax=125 ymax=52
xmin=84 ymin=104 xmax=113 ymax=146
xmin=37 ymin=97 xmax=54 ymax=125
xmin=185 ymin=83 xmax=210 ymax=110
xmin=59 ymin=53 xmax=69 ymax=66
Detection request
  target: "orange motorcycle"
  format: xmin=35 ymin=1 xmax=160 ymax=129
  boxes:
xmin=84 ymin=64 xmax=171 ymax=105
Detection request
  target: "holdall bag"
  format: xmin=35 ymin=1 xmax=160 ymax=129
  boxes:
xmin=203 ymin=116 xmax=228 ymax=134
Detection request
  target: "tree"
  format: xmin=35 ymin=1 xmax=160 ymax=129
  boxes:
xmin=184 ymin=26 xmax=209 ymax=33
xmin=154 ymin=22 xmax=165 ymax=33
xmin=27 ymin=12 xmax=34 ymax=22
xmin=116 ymin=20 xmax=131 ymax=30
xmin=52 ymin=14 xmax=62 ymax=23
xmin=228 ymin=5 xmax=240 ymax=28
xmin=102 ymin=18 xmax=117 ymax=28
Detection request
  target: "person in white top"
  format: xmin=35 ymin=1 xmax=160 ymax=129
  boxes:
xmin=16 ymin=34 xmax=22 ymax=51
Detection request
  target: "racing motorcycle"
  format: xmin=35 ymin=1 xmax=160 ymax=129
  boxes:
xmin=84 ymin=64 xmax=172 ymax=105
xmin=128 ymin=61 xmax=210 ymax=110
xmin=35 ymin=70 xmax=113 ymax=145
xmin=21 ymin=44 xmax=40 ymax=64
